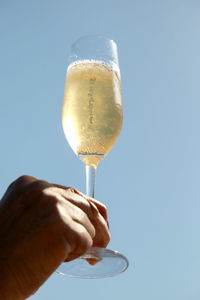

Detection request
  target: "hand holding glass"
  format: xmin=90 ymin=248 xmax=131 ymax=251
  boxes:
xmin=58 ymin=35 xmax=128 ymax=278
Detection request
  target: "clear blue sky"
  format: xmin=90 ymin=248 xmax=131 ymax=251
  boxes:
xmin=1 ymin=0 xmax=200 ymax=299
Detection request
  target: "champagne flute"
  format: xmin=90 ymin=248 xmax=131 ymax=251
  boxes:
xmin=58 ymin=35 xmax=129 ymax=278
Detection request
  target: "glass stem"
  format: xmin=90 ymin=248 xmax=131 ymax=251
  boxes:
xmin=85 ymin=165 xmax=96 ymax=198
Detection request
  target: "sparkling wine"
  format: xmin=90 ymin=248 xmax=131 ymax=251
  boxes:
xmin=62 ymin=60 xmax=123 ymax=167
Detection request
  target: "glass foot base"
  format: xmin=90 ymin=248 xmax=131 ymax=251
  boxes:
xmin=57 ymin=247 xmax=129 ymax=279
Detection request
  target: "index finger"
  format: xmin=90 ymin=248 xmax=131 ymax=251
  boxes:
xmin=86 ymin=197 xmax=108 ymax=224
xmin=49 ymin=183 xmax=109 ymax=224
xmin=69 ymin=189 xmax=109 ymax=225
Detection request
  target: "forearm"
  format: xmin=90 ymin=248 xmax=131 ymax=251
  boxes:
xmin=0 ymin=264 xmax=25 ymax=300
xmin=0 ymin=201 xmax=31 ymax=299
xmin=0 ymin=287 xmax=24 ymax=300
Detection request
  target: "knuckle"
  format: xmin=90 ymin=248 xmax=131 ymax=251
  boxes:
xmin=101 ymin=204 xmax=108 ymax=217
xmin=7 ymin=175 xmax=32 ymax=190
xmin=29 ymin=179 xmax=49 ymax=190
xmin=99 ymin=201 xmax=107 ymax=210
xmin=17 ymin=175 xmax=38 ymax=187
xmin=68 ymin=187 xmax=77 ymax=194
xmin=6 ymin=176 xmax=37 ymax=198
xmin=25 ymin=181 xmax=53 ymax=203
xmin=67 ymin=187 xmax=83 ymax=198
xmin=40 ymin=188 xmax=60 ymax=208
xmin=89 ymin=199 xmax=108 ymax=221
xmin=22 ymin=183 xmax=61 ymax=213
xmin=16 ymin=175 xmax=33 ymax=183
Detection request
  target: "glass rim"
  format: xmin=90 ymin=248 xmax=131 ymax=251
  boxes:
xmin=71 ymin=34 xmax=118 ymax=50
xmin=68 ymin=34 xmax=120 ymax=74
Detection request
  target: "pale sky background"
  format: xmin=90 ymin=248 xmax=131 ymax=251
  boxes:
xmin=1 ymin=0 xmax=200 ymax=299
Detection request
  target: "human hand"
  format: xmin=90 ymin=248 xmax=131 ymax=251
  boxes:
xmin=0 ymin=175 xmax=110 ymax=299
